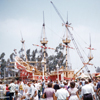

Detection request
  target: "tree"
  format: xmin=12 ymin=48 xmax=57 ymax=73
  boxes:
xmin=6 ymin=59 xmax=10 ymax=66
xmin=26 ymin=49 xmax=31 ymax=61
xmin=0 ymin=53 xmax=6 ymax=77
xmin=10 ymin=53 xmax=15 ymax=62
xmin=0 ymin=52 xmax=5 ymax=59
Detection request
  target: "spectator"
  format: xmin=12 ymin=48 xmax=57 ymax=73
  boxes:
xmin=78 ymin=82 xmax=82 ymax=100
xmin=68 ymin=82 xmax=79 ymax=100
xmin=97 ymin=79 xmax=100 ymax=99
xmin=43 ymin=82 xmax=55 ymax=100
xmin=64 ymin=82 xmax=68 ymax=90
xmin=19 ymin=80 xmax=24 ymax=95
xmin=88 ymin=79 xmax=94 ymax=89
xmin=27 ymin=82 xmax=37 ymax=100
xmin=93 ymin=82 xmax=97 ymax=100
xmin=81 ymin=80 xmax=95 ymax=100
xmin=9 ymin=80 xmax=16 ymax=100
xmin=41 ymin=79 xmax=45 ymax=95
xmin=12 ymin=90 xmax=22 ymax=100
xmin=55 ymin=84 xmax=69 ymax=100
xmin=53 ymin=80 xmax=60 ymax=92
xmin=0 ymin=81 xmax=4 ymax=98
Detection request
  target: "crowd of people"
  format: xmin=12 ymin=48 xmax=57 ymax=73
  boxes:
xmin=0 ymin=78 xmax=100 ymax=100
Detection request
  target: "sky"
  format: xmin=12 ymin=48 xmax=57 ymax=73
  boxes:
xmin=0 ymin=0 xmax=100 ymax=74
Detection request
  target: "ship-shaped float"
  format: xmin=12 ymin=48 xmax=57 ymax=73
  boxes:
xmin=13 ymin=2 xmax=94 ymax=81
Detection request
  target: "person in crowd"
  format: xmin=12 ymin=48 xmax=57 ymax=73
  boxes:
xmin=81 ymin=80 xmax=95 ymax=100
xmin=55 ymin=84 xmax=69 ymax=100
xmin=88 ymin=79 xmax=94 ymax=89
xmin=78 ymin=82 xmax=82 ymax=100
xmin=64 ymin=82 xmax=68 ymax=90
xmin=23 ymin=81 xmax=29 ymax=98
xmin=35 ymin=81 xmax=41 ymax=100
xmin=81 ymin=78 xmax=85 ymax=86
xmin=32 ymin=80 xmax=38 ymax=100
xmin=12 ymin=90 xmax=22 ymax=100
xmin=93 ymin=82 xmax=97 ymax=100
xmin=97 ymin=79 xmax=100 ymax=100
xmin=44 ymin=81 xmax=48 ymax=88
xmin=15 ymin=80 xmax=19 ymax=91
xmin=43 ymin=82 xmax=55 ymax=100
xmin=68 ymin=81 xmax=79 ymax=100
xmin=41 ymin=79 xmax=45 ymax=95
xmin=0 ymin=81 xmax=4 ymax=99
xmin=53 ymin=80 xmax=60 ymax=92
xmin=19 ymin=80 xmax=24 ymax=95
xmin=27 ymin=82 xmax=37 ymax=100
xmin=9 ymin=80 xmax=16 ymax=100
xmin=6 ymin=84 xmax=10 ymax=100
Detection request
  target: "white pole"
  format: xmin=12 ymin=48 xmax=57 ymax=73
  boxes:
xmin=56 ymin=64 xmax=59 ymax=81
xmin=33 ymin=73 xmax=34 ymax=80
xmin=4 ymin=67 xmax=5 ymax=80
xmin=58 ymin=68 xmax=59 ymax=81
xmin=43 ymin=66 xmax=44 ymax=79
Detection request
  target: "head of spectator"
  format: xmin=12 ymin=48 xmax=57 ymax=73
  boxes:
xmin=55 ymin=80 xmax=58 ymax=84
xmin=14 ymin=80 xmax=17 ymax=84
xmin=70 ymin=82 xmax=75 ymax=89
xmin=35 ymin=80 xmax=38 ymax=83
xmin=0 ymin=81 xmax=2 ymax=84
xmin=85 ymin=80 xmax=88 ymax=84
xmin=48 ymin=82 xmax=52 ymax=88
xmin=60 ymin=84 xmax=65 ymax=88
xmin=79 ymin=82 xmax=82 ymax=85
xmin=6 ymin=84 xmax=8 ymax=87
xmin=88 ymin=79 xmax=92 ymax=83
xmin=94 ymin=82 xmax=96 ymax=86
xmin=28 ymin=82 xmax=31 ymax=87
xmin=42 ymin=79 xmax=44 ymax=82
xmin=64 ymin=82 xmax=68 ymax=86
xmin=15 ymin=90 xmax=18 ymax=96
xmin=19 ymin=79 xmax=22 ymax=84
xmin=32 ymin=80 xmax=35 ymax=84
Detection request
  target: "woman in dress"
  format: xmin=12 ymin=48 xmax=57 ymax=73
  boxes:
xmin=43 ymin=82 xmax=55 ymax=100
xmin=68 ymin=81 xmax=79 ymax=100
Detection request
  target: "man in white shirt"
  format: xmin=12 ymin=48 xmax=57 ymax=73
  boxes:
xmin=33 ymin=80 xmax=39 ymax=100
xmin=9 ymin=80 xmax=16 ymax=100
xmin=88 ymin=79 xmax=94 ymax=89
xmin=27 ymin=82 xmax=37 ymax=100
xmin=55 ymin=84 xmax=69 ymax=100
xmin=14 ymin=80 xmax=19 ymax=91
xmin=81 ymin=80 xmax=95 ymax=100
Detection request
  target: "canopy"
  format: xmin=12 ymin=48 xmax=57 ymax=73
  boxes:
xmin=97 ymin=74 xmax=100 ymax=77
xmin=79 ymin=73 xmax=89 ymax=78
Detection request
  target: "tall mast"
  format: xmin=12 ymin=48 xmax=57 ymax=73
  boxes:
xmin=88 ymin=34 xmax=93 ymax=61
xmin=62 ymin=13 xmax=71 ymax=70
xmin=40 ymin=11 xmax=48 ymax=74
xmin=20 ymin=33 xmax=28 ymax=62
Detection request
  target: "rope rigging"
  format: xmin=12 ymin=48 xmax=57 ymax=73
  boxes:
xmin=50 ymin=1 xmax=93 ymax=80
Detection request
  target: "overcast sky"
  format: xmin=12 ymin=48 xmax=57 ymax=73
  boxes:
xmin=0 ymin=0 xmax=100 ymax=74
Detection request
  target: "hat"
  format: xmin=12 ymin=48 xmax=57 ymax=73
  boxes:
xmin=60 ymin=84 xmax=64 ymax=87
